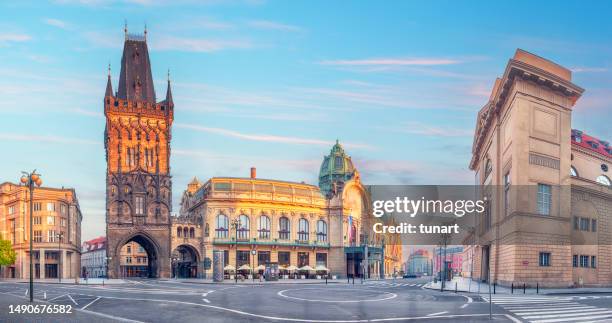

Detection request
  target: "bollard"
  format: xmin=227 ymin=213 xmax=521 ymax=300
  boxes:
xmin=493 ymin=283 xmax=496 ymax=294
xmin=353 ymin=276 xmax=355 ymax=285
xmin=537 ymin=283 xmax=539 ymax=294
xmin=511 ymin=283 xmax=513 ymax=294
xmin=523 ymin=283 xmax=526 ymax=294
xmin=347 ymin=275 xmax=350 ymax=284
xmin=455 ymin=282 xmax=457 ymax=293
xmin=326 ymin=275 xmax=328 ymax=285
xmin=44 ymin=292 xmax=47 ymax=300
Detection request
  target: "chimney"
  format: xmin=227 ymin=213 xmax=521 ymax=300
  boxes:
xmin=250 ymin=167 xmax=256 ymax=179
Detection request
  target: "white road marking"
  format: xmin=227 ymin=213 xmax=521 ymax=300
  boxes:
xmin=277 ymin=288 xmax=397 ymax=303
xmin=81 ymin=297 xmax=101 ymax=310
xmin=67 ymin=294 xmax=79 ymax=305
xmin=460 ymin=304 xmax=468 ymax=309
xmin=202 ymin=298 xmax=210 ymax=303
xmin=426 ymin=311 xmax=448 ymax=316
xmin=49 ymin=293 xmax=68 ymax=301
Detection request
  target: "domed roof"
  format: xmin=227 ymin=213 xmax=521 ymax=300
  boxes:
xmin=318 ymin=140 xmax=356 ymax=196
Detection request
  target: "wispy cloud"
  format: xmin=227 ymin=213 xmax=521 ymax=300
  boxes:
xmin=247 ymin=20 xmax=303 ymax=32
xmin=319 ymin=57 xmax=462 ymax=66
xmin=152 ymin=36 xmax=252 ymax=52
xmin=403 ymin=122 xmax=473 ymax=137
xmin=0 ymin=33 xmax=31 ymax=44
xmin=175 ymin=123 xmax=371 ymax=149
xmin=570 ymin=67 xmax=608 ymax=73
xmin=0 ymin=133 xmax=99 ymax=145
xmin=43 ymin=18 xmax=69 ymax=29
xmin=71 ymin=108 xmax=104 ymax=118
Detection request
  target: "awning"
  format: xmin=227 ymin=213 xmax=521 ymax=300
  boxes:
xmin=315 ymin=265 xmax=329 ymax=272
xmin=237 ymin=264 xmax=251 ymax=271
xmin=286 ymin=265 xmax=298 ymax=271
xmin=223 ymin=265 xmax=235 ymax=271
xmin=255 ymin=265 xmax=265 ymax=271
xmin=299 ymin=265 xmax=315 ymax=272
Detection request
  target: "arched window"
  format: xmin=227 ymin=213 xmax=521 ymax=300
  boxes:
xmin=216 ymin=214 xmax=229 ymax=238
xmin=183 ymin=227 xmax=189 ymax=238
xmin=189 ymin=227 xmax=195 ymax=238
xmin=298 ymin=218 xmax=309 ymax=241
xmin=258 ymin=215 xmax=271 ymax=239
xmin=204 ymin=223 xmax=210 ymax=237
xmin=278 ymin=217 xmax=290 ymax=240
xmin=570 ymin=166 xmax=578 ymax=177
xmin=177 ymin=226 xmax=182 ymax=237
xmin=316 ymin=220 xmax=328 ymax=242
xmin=596 ymin=175 xmax=611 ymax=186
xmin=238 ymin=215 xmax=250 ymax=239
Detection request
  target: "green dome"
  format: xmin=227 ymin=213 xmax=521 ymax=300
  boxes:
xmin=318 ymin=140 xmax=356 ymax=196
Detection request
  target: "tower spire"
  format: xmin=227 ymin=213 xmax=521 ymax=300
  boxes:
xmin=165 ymin=69 xmax=173 ymax=105
xmin=105 ymin=63 xmax=113 ymax=97
xmin=124 ymin=20 xmax=128 ymax=40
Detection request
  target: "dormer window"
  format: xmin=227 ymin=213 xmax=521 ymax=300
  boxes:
xmin=588 ymin=141 xmax=599 ymax=149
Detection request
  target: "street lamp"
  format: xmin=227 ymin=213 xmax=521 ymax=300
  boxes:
xmin=56 ymin=232 xmax=64 ymax=283
xmin=20 ymin=170 xmax=42 ymax=302
xmin=250 ymin=249 xmax=256 ymax=282
xmin=231 ymin=218 xmax=241 ymax=283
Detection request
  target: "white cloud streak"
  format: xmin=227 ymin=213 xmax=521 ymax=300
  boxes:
xmin=319 ymin=58 xmax=462 ymax=66
xmin=247 ymin=20 xmax=303 ymax=32
xmin=0 ymin=133 xmax=99 ymax=145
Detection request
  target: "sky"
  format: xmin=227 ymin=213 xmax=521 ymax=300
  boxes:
xmin=1 ymin=0 xmax=611 ymax=241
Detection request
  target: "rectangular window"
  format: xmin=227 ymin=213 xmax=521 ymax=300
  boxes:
xmin=60 ymin=218 xmax=67 ymax=227
xmin=60 ymin=204 xmax=67 ymax=215
xmin=257 ymin=251 xmax=270 ymax=266
xmin=33 ymin=216 xmax=41 ymax=225
xmin=278 ymin=252 xmax=290 ymax=266
xmin=573 ymin=216 xmax=579 ymax=230
xmin=298 ymin=252 xmax=309 ymax=267
xmin=47 ymin=202 xmax=55 ymax=212
xmin=504 ymin=172 xmax=511 ymax=215
xmin=572 ymin=255 xmax=578 ymax=267
xmin=591 ymin=256 xmax=597 ymax=268
xmin=33 ymin=203 xmax=41 ymax=211
xmin=316 ymin=253 xmax=327 ymax=267
xmin=126 ymin=256 xmax=132 ymax=264
xmin=236 ymin=251 xmax=250 ymax=267
xmin=591 ymin=219 xmax=597 ymax=232
xmin=539 ymin=252 xmax=551 ymax=267
xmin=47 ymin=216 xmax=55 ymax=225
xmin=223 ymin=250 xmax=229 ymax=267
xmin=135 ymin=196 xmax=144 ymax=215
xmin=8 ymin=205 xmax=15 ymax=215
xmin=580 ymin=218 xmax=590 ymax=231
xmin=48 ymin=230 xmax=57 ymax=243
xmin=33 ymin=230 xmax=43 ymax=242
xmin=580 ymin=255 xmax=589 ymax=268
xmin=537 ymin=184 xmax=551 ymax=215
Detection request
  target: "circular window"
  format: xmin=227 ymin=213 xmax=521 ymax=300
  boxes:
xmin=602 ymin=164 xmax=609 ymax=172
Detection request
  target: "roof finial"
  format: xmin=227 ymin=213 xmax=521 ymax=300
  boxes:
xmin=144 ymin=22 xmax=147 ymax=41
xmin=167 ymin=68 xmax=170 ymax=83
xmin=107 ymin=62 xmax=111 ymax=77
xmin=124 ymin=20 xmax=128 ymax=40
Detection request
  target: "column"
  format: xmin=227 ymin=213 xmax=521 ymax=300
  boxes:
xmin=40 ymin=249 xmax=46 ymax=279
xmin=61 ymin=250 xmax=67 ymax=279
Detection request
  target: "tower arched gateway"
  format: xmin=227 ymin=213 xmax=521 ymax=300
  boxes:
xmin=104 ymin=28 xmax=173 ymax=278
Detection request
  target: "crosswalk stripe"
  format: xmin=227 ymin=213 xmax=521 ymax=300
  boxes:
xmin=507 ymin=305 xmax=594 ymax=311
xmin=523 ymin=310 xmax=612 ymax=320
xmin=512 ymin=308 xmax=600 ymax=315
xmin=532 ymin=313 xmax=612 ymax=323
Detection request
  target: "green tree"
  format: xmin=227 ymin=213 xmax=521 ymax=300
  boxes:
xmin=0 ymin=235 xmax=17 ymax=279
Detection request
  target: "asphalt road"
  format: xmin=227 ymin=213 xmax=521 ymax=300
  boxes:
xmin=1 ymin=278 xmax=611 ymax=322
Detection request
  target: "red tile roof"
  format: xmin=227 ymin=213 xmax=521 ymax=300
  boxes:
xmin=572 ymin=129 xmax=611 ymax=158
xmin=82 ymin=236 xmax=106 ymax=252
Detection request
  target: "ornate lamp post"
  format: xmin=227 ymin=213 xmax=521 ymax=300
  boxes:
xmin=20 ymin=170 xmax=42 ymax=302
xmin=56 ymin=232 xmax=64 ymax=283
xmin=231 ymin=218 xmax=241 ymax=283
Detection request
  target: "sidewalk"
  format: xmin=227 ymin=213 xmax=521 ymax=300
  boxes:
xmin=424 ymin=277 xmax=612 ymax=295
xmin=2 ymin=278 xmax=127 ymax=285
xmin=165 ymin=277 xmax=357 ymax=284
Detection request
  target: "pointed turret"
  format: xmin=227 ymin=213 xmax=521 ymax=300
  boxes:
xmin=105 ymin=64 xmax=113 ymax=97
xmin=117 ymin=26 xmax=156 ymax=103
xmin=165 ymin=69 xmax=173 ymax=106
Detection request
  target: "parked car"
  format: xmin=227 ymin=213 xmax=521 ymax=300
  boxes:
xmin=403 ymin=274 xmax=417 ymax=279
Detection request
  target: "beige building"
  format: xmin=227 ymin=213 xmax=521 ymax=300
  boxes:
xmin=119 ymin=241 xmax=149 ymax=277
xmin=466 ymin=49 xmax=611 ymax=287
xmin=174 ymin=142 xmax=402 ymax=279
xmin=0 ymin=182 xmax=82 ymax=279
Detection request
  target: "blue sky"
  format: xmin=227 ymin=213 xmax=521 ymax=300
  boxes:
xmin=1 ymin=0 xmax=611 ymax=240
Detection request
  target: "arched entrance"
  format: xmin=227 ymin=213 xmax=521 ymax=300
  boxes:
xmin=172 ymin=245 xmax=199 ymax=278
xmin=116 ymin=234 xmax=160 ymax=278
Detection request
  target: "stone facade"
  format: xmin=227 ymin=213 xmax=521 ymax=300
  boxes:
xmin=104 ymin=30 xmax=174 ymax=278
xmin=466 ymin=49 xmax=612 ymax=287
xmin=0 ymin=182 xmax=82 ymax=279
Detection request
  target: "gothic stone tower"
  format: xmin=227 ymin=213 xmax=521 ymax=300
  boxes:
xmin=104 ymin=29 xmax=174 ymax=278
